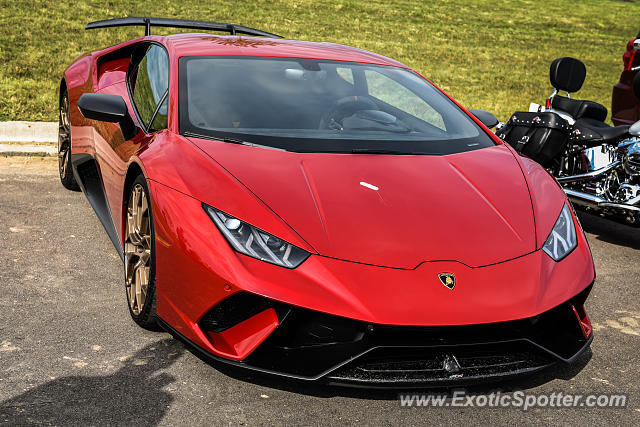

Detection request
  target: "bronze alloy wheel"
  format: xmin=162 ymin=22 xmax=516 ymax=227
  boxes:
xmin=58 ymin=89 xmax=79 ymax=191
xmin=125 ymin=183 xmax=152 ymax=316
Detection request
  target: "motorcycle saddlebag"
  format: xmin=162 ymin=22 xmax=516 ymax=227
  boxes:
xmin=496 ymin=111 xmax=571 ymax=167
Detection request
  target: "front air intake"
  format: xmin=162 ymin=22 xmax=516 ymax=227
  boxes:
xmin=198 ymin=292 xmax=288 ymax=333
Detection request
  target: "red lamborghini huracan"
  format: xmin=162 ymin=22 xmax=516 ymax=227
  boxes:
xmin=59 ymin=17 xmax=595 ymax=386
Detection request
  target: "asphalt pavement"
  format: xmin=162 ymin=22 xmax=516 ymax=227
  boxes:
xmin=0 ymin=156 xmax=638 ymax=425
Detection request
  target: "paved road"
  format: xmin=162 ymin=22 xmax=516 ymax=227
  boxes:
xmin=0 ymin=157 xmax=638 ymax=425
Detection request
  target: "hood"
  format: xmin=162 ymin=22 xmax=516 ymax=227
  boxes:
xmin=188 ymin=138 xmax=536 ymax=269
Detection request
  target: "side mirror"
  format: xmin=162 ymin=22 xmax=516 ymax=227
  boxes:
xmin=78 ymin=93 xmax=138 ymax=140
xmin=469 ymin=109 xmax=499 ymax=129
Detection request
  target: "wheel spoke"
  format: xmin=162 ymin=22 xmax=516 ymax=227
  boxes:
xmin=131 ymin=189 xmax=140 ymax=233
xmin=58 ymin=94 xmax=72 ymax=178
xmin=61 ymin=148 xmax=69 ymax=176
xmin=135 ymin=264 xmax=143 ymax=311
xmin=139 ymin=192 xmax=149 ymax=236
xmin=138 ymin=250 xmax=150 ymax=266
xmin=127 ymin=209 xmax=137 ymax=244
xmin=137 ymin=265 xmax=148 ymax=309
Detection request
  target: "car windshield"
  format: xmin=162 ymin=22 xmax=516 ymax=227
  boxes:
xmin=179 ymin=56 xmax=495 ymax=154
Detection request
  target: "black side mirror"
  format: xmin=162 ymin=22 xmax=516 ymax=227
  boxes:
xmin=78 ymin=93 xmax=138 ymax=140
xmin=633 ymin=72 xmax=640 ymax=101
xmin=469 ymin=109 xmax=499 ymax=129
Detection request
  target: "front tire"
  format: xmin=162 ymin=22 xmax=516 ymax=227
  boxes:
xmin=58 ymin=87 xmax=80 ymax=191
xmin=124 ymin=175 xmax=160 ymax=330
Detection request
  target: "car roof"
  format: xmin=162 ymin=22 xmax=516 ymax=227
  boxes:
xmin=162 ymin=34 xmax=408 ymax=68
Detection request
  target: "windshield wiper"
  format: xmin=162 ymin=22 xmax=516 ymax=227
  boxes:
xmin=183 ymin=132 xmax=286 ymax=151
xmin=183 ymin=131 xmax=253 ymax=145
xmin=350 ymin=148 xmax=415 ymax=155
xmin=220 ymin=137 xmax=252 ymax=145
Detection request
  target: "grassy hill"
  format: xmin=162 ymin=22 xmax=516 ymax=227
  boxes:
xmin=1 ymin=0 xmax=638 ymax=122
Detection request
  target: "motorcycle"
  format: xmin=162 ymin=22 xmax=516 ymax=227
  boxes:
xmin=495 ymin=57 xmax=640 ymax=226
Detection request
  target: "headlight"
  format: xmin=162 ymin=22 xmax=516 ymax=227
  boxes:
xmin=203 ymin=204 xmax=310 ymax=268
xmin=542 ymin=204 xmax=577 ymax=261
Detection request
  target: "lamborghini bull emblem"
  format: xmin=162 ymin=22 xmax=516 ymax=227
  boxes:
xmin=438 ymin=273 xmax=456 ymax=290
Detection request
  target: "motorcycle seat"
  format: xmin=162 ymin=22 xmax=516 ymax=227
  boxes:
xmin=551 ymin=95 xmax=608 ymax=122
xmin=570 ymin=118 xmax=630 ymax=147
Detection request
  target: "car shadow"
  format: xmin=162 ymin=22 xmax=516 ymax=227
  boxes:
xmin=0 ymin=339 xmax=183 ymax=426
xmin=577 ymin=210 xmax=640 ymax=250
xmin=187 ymin=339 xmax=592 ymax=401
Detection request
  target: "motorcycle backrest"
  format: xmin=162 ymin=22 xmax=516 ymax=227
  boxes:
xmin=550 ymin=57 xmax=586 ymax=93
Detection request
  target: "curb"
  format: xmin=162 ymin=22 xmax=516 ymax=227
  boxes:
xmin=0 ymin=121 xmax=58 ymax=157
xmin=0 ymin=121 xmax=57 ymax=143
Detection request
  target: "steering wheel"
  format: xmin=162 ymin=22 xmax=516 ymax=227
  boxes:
xmin=319 ymin=95 xmax=379 ymax=130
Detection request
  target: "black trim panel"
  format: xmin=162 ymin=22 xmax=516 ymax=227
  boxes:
xmin=71 ymin=153 xmax=124 ymax=260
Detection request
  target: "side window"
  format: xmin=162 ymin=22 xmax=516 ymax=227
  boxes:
xmin=130 ymin=44 xmax=169 ymax=131
xmin=336 ymin=67 xmax=354 ymax=85
xmin=364 ymin=69 xmax=445 ymax=130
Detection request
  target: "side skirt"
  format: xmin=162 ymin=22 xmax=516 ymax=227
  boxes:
xmin=71 ymin=153 xmax=124 ymax=261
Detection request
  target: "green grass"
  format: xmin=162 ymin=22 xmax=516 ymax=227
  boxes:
xmin=1 ymin=0 xmax=639 ymax=122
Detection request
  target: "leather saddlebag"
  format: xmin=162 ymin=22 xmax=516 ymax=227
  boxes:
xmin=496 ymin=111 xmax=570 ymax=167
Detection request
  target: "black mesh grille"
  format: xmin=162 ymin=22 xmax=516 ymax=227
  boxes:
xmin=327 ymin=342 xmax=554 ymax=385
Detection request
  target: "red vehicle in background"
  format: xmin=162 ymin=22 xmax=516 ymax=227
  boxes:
xmin=612 ymin=32 xmax=640 ymax=126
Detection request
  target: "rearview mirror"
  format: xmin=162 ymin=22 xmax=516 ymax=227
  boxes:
xmin=78 ymin=93 xmax=138 ymax=140
xmin=469 ymin=109 xmax=499 ymax=129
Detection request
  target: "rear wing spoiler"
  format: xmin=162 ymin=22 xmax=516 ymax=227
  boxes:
xmin=85 ymin=17 xmax=283 ymax=38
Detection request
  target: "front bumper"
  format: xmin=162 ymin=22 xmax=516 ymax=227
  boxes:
xmin=159 ymin=284 xmax=592 ymax=386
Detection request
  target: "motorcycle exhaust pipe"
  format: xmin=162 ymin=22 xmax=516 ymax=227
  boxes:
xmin=564 ymin=189 xmax=640 ymax=212
xmin=556 ymin=161 xmax=620 ymax=183
xmin=564 ymin=189 xmax=606 ymax=208
xmin=599 ymin=202 xmax=640 ymax=212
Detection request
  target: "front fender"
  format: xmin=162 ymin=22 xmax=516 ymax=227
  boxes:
xmin=138 ymin=133 xmax=315 ymax=253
